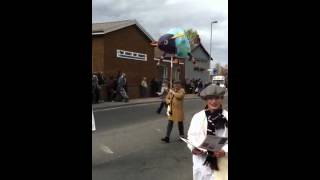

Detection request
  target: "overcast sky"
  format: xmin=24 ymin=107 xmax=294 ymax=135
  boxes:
xmin=93 ymin=0 xmax=228 ymax=66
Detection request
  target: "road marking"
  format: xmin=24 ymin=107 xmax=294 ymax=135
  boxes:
xmin=93 ymin=102 xmax=160 ymax=112
xmin=101 ymin=145 xmax=114 ymax=154
xmin=93 ymin=98 xmax=200 ymax=112
xmin=155 ymin=129 xmax=161 ymax=132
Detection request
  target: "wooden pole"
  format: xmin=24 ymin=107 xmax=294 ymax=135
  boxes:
xmin=170 ymin=56 xmax=173 ymax=89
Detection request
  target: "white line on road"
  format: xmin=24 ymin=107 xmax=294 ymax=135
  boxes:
xmin=101 ymin=145 xmax=114 ymax=154
xmin=93 ymin=102 xmax=160 ymax=112
xmin=93 ymin=99 xmax=200 ymax=113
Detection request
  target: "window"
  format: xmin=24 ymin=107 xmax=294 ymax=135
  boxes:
xmin=116 ymin=49 xmax=147 ymax=61
xmin=163 ymin=66 xmax=168 ymax=79
xmin=174 ymin=68 xmax=180 ymax=80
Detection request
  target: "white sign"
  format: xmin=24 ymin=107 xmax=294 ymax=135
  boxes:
xmin=117 ymin=49 xmax=147 ymax=61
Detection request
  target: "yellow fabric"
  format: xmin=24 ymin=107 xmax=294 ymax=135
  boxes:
xmin=165 ymin=88 xmax=185 ymax=122
xmin=213 ymin=157 xmax=228 ymax=180
xmin=172 ymin=32 xmax=185 ymax=39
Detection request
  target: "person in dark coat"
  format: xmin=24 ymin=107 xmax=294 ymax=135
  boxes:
xmin=106 ymin=76 xmax=115 ymax=102
xmin=150 ymin=78 xmax=158 ymax=97
xmin=92 ymin=74 xmax=100 ymax=104
xmin=117 ymin=72 xmax=129 ymax=102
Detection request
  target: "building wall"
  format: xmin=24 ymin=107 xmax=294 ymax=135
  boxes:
xmin=185 ymin=60 xmax=210 ymax=82
xmin=185 ymin=46 xmax=211 ymax=82
xmin=191 ymin=46 xmax=210 ymax=61
xmin=154 ymin=47 xmax=185 ymax=87
xmin=99 ymin=25 xmax=157 ymax=99
xmin=92 ymin=24 xmax=189 ymax=100
xmin=155 ymin=61 xmax=185 ymax=81
xmin=92 ymin=35 xmax=105 ymax=73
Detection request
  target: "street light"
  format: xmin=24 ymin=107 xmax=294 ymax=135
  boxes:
xmin=209 ymin=21 xmax=218 ymax=82
xmin=209 ymin=20 xmax=218 ymax=62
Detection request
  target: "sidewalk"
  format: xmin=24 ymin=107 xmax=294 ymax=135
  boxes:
xmin=92 ymin=94 xmax=200 ymax=110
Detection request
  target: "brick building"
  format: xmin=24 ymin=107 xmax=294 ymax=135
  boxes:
xmin=92 ymin=20 xmax=159 ymax=99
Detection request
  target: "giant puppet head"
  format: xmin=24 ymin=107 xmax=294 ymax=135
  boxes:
xmin=151 ymin=28 xmax=195 ymax=64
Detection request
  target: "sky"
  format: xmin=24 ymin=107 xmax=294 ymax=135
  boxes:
xmin=92 ymin=0 xmax=228 ymax=66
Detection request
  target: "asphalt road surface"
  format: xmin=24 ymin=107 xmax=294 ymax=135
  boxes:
xmin=92 ymin=95 xmax=228 ymax=180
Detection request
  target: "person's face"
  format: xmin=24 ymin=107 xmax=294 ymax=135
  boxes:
xmin=173 ymin=84 xmax=181 ymax=91
xmin=207 ymin=96 xmax=223 ymax=110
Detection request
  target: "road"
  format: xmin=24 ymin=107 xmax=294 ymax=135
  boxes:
xmin=92 ymin=95 xmax=228 ymax=180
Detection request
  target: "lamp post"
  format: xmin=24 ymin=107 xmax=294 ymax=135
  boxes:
xmin=209 ymin=20 xmax=218 ymax=82
xmin=209 ymin=20 xmax=218 ymax=62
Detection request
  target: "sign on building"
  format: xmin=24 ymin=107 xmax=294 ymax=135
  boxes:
xmin=117 ymin=49 xmax=147 ymax=61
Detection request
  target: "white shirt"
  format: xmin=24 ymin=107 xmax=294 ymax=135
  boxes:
xmin=187 ymin=109 xmax=228 ymax=155
xmin=187 ymin=109 xmax=228 ymax=180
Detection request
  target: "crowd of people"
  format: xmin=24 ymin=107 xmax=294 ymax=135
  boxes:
xmin=92 ymin=71 xmax=213 ymax=104
xmin=92 ymin=71 xmax=129 ymax=104
xmin=184 ymin=78 xmax=212 ymax=95
xmin=93 ymin=71 xmax=190 ymax=104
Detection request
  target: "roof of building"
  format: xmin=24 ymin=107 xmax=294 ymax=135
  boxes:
xmin=191 ymin=43 xmax=213 ymax=61
xmin=92 ymin=20 xmax=155 ymax=41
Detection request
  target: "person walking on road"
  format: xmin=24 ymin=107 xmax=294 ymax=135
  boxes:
xmin=156 ymin=80 xmax=169 ymax=114
xmin=161 ymin=81 xmax=186 ymax=143
xmin=187 ymin=85 xmax=228 ymax=180
xmin=92 ymin=74 xmax=101 ymax=104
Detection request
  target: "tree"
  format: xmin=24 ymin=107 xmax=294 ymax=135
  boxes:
xmin=222 ymin=64 xmax=228 ymax=76
xmin=215 ymin=63 xmax=222 ymax=75
xmin=184 ymin=29 xmax=200 ymax=48
xmin=223 ymin=64 xmax=228 ymax=88
xmin=220 ymin=64 xmax=228 ymax=76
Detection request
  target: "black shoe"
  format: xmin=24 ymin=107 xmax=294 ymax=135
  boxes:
xmin=156 ymin=110 xmax=161 ymax=114
xmin=161 ymin=137 xmax=170 ymax=143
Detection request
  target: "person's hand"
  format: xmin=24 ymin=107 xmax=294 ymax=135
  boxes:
xmin=169 ymin=89 xmax=175 ymax=94
xmin=214 ymin=150 xmax=225 ymax=158
xmin=192 ymin=148 xmax=205 ymax=155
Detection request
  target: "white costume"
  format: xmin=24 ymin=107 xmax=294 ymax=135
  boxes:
xmin=92 ymin=111 xmax=96 ymax=131
xmin=187 ymin=110 xmax=228 ymax=180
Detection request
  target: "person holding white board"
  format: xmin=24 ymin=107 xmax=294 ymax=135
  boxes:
xmin=187 ymin=85 xmax=228 ymax=180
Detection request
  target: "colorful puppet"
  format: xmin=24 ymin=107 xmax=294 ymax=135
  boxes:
xmin=151 ymin=28 xmax=196 ymax=65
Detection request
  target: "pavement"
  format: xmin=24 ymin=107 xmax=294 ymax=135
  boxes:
xmin=92 ymin=94 xmax=201 ymax=110
xmin=92 ymin=98 xmax=204 ymax=180
xmin=93 ymin=91 xmax=228 ymax=110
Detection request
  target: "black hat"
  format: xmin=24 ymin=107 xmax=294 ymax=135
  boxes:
xmin=173 ymin=80 xmax=181 ymax=84
xmin=200 ymin=85 xmax=226 ymax=99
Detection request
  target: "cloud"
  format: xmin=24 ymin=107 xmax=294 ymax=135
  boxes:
xmin=93 ymin=0 xmax=228 ymax=66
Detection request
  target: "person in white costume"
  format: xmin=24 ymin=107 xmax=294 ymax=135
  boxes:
xmin=187 ymin=85 xmax=228 ymax=180
xmin=92 ymin=110 xmax=96 ymax=131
